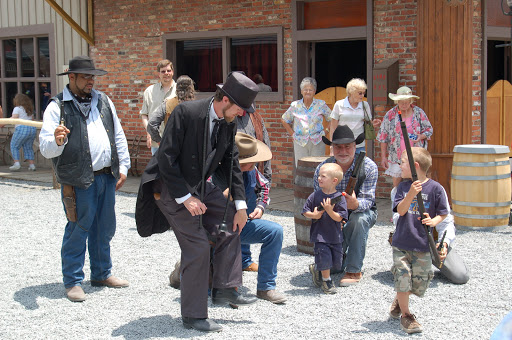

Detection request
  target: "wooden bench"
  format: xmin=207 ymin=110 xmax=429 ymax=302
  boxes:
xmin=0 ymin=129 xmax=13 ymax=165
xmin=127 ymin=135 xmax=147 ymax=176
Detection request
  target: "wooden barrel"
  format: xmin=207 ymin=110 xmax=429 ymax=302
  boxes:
xmin=451 ymin=144 xmax=511 ymax=231
xmin=294 ymin=156 xmax=328 ymax=254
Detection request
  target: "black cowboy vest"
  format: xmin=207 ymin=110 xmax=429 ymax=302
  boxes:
xmin=51 ymin=92 xmax=120 ymax=189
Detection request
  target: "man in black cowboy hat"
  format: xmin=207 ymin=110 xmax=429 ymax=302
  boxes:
xmin=39 ymin=56 xmax=131 ymax=302
xmin=136 ymin=72 xmax=259 ymax=332
xmin=312 ymin=125 xmax=378 ymax=287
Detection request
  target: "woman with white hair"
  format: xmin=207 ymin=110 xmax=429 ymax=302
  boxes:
xmin=376 ymin=86 xmax=433 ymax=188
xmin=329 ymin=78 xmax=381 ymax=154
xmin=281 ymin=77 xmax=332 ymax=166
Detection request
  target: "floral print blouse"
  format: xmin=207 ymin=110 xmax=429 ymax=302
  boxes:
xmin=376 ymin=105 xmax=433 ymax=164
xmin=282 ymin=98 xmax=332 ymax=147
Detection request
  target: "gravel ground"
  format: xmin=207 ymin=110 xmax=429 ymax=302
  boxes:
xmin=0 ymin=178 xmax=511 ymax=339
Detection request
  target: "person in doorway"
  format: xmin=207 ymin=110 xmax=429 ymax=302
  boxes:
xmin=281 ymin=77 xmax=331 ymax=166
xmin=140 ymin=59 xmax=176 ymax=155
xmin=329 ymin=78 xmax=381 ymax=154
xmin=39 ymin=56 xmax=131 ymax=302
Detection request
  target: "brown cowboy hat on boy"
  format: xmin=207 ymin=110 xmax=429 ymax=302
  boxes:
xmin=235 ymin=132 xmax=272 ymax=164
xmin=322 ymin=125 xmax=365 ymax=146
xmin=217 ymin=72 xmax=259 ymax=113
xmin=57 ymin=56 xmax=107 ymax=76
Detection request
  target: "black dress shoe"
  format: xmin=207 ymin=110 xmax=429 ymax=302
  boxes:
xmin=182 ymin=317 xmax=222 ymax=332
xmin=211 ymin=288 xmax=257 ymax=307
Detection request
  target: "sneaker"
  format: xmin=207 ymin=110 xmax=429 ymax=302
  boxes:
xmin=28 ymin=164 xmax=36 ymax=171
xmin=9 ymin=163 xmax=21 ymax=171
xmin=321 ymin=279 xmax=337 ymax=294
xmin=309 ymin=264 xmax=322 ymax=287
xmin=400 ymin=314 xmax=423 ymax=334
xmin=389 ymin=298 xmax=401 ymax=319
xmin=339 ymin=272 xmax=362 ymax=287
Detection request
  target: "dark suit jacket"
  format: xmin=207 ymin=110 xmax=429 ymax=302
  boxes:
xmin=135 ymin=97 xmax=246 ymax=237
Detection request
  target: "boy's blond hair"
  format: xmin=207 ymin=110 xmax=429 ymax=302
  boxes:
xmin=320 ymin=163 xmax=344 ymax=182
xmin=403 ymin=147 xmax=432 ymax=173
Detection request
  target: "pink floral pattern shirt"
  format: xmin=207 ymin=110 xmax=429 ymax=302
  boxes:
xmin=376 ymin=105 xmax=433 ymax=164
xmin=282 ymin=98 xmax=331 ymax=147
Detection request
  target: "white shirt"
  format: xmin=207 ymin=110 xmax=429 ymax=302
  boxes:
xmin=175 ymin=102 xmax=248 ymax=211
xmin=140 ymin=81 xmax=176 ymax=147
xmin=330 ymin=97 xmax=371 ymax=148
xmin=12 ymin=106 xmax=33 ymax=127
xmin=39 ymin=86 xmax=130 ymax=176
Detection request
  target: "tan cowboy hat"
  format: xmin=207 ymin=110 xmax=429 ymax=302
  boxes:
xmin=235 ymin=132 xmax=272 ymax=164
xmin=388 ymin=86 xmax=420 ymax=101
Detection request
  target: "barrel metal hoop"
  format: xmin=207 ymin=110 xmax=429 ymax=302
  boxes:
xmin=451 ymin=173 xmax=511 ymax=180
xmin=455 ymin=224 xmax=509 ymax=231
xmin=452 ymin=160 xmax=510 ymax=167
xmin=452 ymin=212 xmax=510 ymax=219
xmin=452 ymin=200 xmax=511 ymax=207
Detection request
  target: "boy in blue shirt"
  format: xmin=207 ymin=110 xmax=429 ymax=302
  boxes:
xmin=303 ymin=163 xmax=348 ymax=294
xmin=391 ymin=147 xmax=449 ymax=334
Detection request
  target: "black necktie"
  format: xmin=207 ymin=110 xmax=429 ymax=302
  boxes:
xmin=211 ymin=119 xmax=221 ymax=149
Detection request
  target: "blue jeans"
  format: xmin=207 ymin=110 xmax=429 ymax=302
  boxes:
xmin=240 ymin=218 xmax=283 ymax=291
xmin=342 ymin=209 xmax=377 ymax=273
xmin=61 ymin=174 xmax=117 ymax=288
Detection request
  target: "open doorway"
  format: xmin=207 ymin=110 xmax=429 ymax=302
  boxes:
xmin=314 ymin=40 xmax=367 ymax=93
xmin=487 ymin=40 xmax=511 ymax=88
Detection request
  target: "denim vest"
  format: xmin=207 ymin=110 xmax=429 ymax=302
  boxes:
xmin=51 ymin=92 xmax=120 ymax=189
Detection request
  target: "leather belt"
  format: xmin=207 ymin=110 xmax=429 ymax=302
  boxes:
xmin=93 ymin=167 xmax=112 ymax=176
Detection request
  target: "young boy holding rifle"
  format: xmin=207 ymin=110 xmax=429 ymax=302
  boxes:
xmin=390 ymin=147 xmax=449 ymax=334
xmin=303 ymin=163 xmax=348 ymax=294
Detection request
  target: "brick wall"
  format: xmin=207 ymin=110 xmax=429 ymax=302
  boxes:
xmin=90 ymin=0 xmax=483 ymax=194
xmin=90 ymin=0 xmax=295 ymax=183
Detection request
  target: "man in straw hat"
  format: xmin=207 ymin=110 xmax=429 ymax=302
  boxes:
xmin=313 ymin=125 xmax=378 ymax=287
xmin=39 ymin=56 xmax=131 ymax=302
xmin=136 ymin=72 xmax=260 ymax=332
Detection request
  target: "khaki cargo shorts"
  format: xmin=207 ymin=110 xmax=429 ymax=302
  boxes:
xmin=391 ymin=246 xmax=434 ymax=297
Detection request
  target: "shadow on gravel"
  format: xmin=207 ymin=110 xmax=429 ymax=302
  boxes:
xmin=123 ymin=212 xmax=135 ymax=219
xmin=371 ymin=270 xmax=394 ymax=287
xmin=357 ymin=320 xmax=405 ymax=337
xmin=280 ymin=245 xmax=311 ymax=257
xmin=112 ymin=314 xmax=255 ymax=339
xmin=14 ymin=282 xmax=65 ymax=310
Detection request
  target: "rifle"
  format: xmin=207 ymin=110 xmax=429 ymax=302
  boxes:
xmin=436 ymin=230 xmax=447 ymax=269
xmin=344 ymin=151 xmax=366 ymax=196
xmin=398 ymin=110 xmax=442 ymax=268
xmin=316 ymin=194 xmax=343 ymax=211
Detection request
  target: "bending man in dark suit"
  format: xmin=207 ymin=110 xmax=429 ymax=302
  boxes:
xmin=136 ymin=72 xmax=259 ymax=332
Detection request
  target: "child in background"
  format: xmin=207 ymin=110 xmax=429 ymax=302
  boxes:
xmin=390 ymin=147 xmax=449 ymax=334
xmin=303 ymin=163 xmax=348 ymax=294
xmin=8 ymin=94 xmax=37 ymax=171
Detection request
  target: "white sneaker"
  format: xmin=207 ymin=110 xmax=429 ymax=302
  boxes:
xmin=9 ymin=163 xmax=21 ymax=171
xmin=28 ymin=164 xmax=36 ymax=171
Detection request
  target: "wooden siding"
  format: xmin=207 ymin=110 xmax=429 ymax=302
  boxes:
xmin=417 ymin=0 xmax=474 ymax=200
xmin=0 ymin=0 xmax=89 ymax=91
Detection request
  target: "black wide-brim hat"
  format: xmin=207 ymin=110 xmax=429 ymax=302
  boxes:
xmin=57 ymin=56 xmax=107 ymax=76
xmin=322 ymin=125 xmax=365 ymax=145
xmin=216 ymin=72 xmax=259 ymax=113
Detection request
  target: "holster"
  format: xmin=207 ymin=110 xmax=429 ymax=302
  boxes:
xmin=62 ymin=184 xmax=77 ymax=222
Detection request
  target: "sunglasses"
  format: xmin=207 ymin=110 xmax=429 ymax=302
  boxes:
xmin=160 ymin=69 xmax=173 ymax=74
xmin=80 ymin=74 xmax=96 ymax=80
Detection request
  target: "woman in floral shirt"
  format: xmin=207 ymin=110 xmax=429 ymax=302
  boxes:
xmin=377 ymin=86 xmax=433 ymax=189
xmin=281 ymin=77 xmax=331 ymax=166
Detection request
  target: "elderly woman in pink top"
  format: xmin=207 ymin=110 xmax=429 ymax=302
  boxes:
xmin=281 ymin=77 xmax=332 ymax=166
xmin=376 ymin=86 xmax=433 ymax=189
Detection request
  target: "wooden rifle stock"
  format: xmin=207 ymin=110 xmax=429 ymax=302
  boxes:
xmin=345 ymin=151 xmax=366 ymax=195
xmin=398 ymin=111 xmax=442 ymax=267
